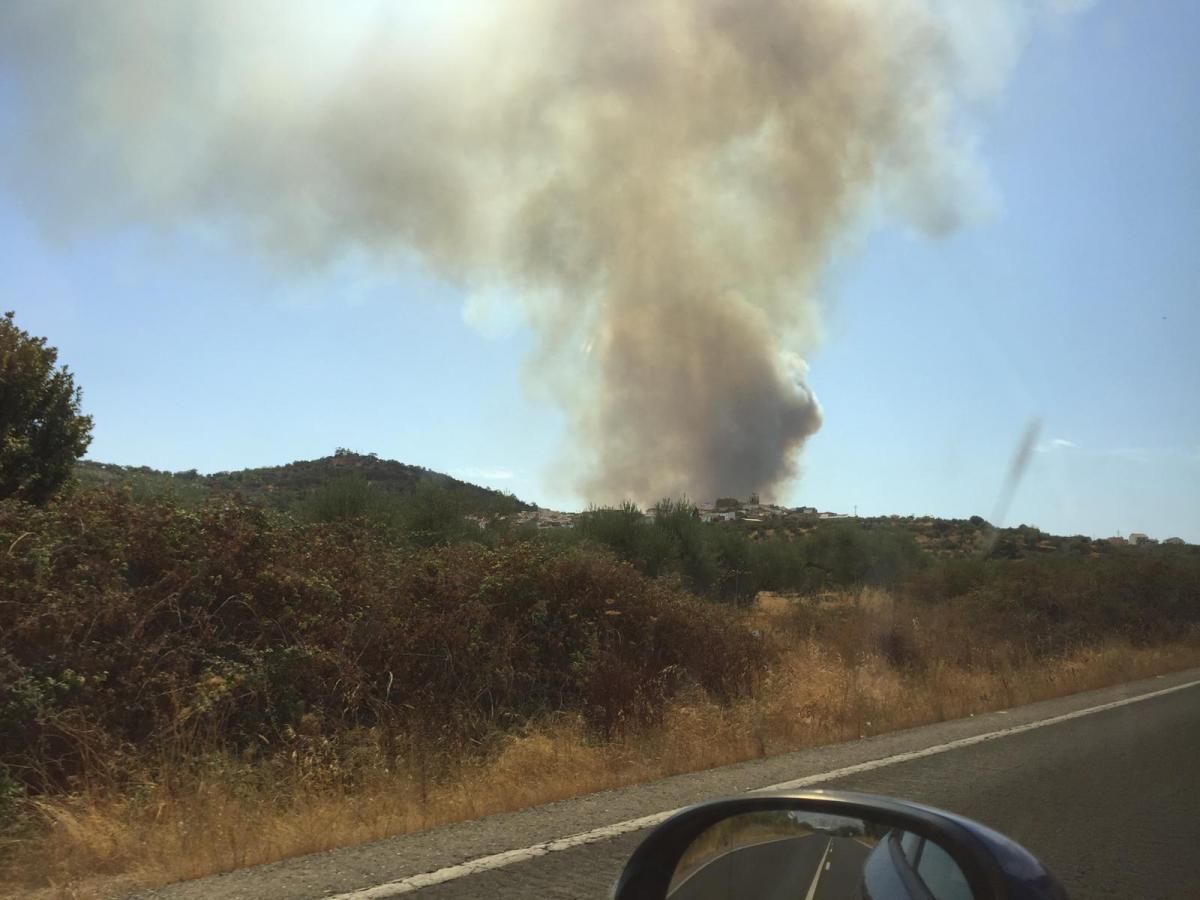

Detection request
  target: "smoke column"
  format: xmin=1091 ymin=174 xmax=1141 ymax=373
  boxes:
xmin=0 ymin=1 xmax=1077 ymax=503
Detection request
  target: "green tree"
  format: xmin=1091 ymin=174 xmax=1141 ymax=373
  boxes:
xmin=579 ymin=501 xmax=647 ymax=562
xmin=398 ymin=482 xmax=473 ymax=547
xmin=0 ymin=311 xmax=93 ymax=504
xmin=303 ymin=473 xmax=373 ymax=523
xmin=578 ymin=501 xmax=676 ymax=576
xmin=654 ymin=497 xmax=718 ymax=593
xmin=710 ymin=526 xmax=755 ymax=603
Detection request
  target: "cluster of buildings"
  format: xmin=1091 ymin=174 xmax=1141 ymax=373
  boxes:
xmin=1108 ymin=533 xmax=1188 ymax=546
xmin=509 ymin=509 xmax=579 ymax=529
xmin=695 ymin=502 xmax=838 ymax=524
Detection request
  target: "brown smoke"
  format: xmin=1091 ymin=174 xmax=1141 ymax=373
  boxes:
xmin=0 ymin=0 xmax=1069 ymax=503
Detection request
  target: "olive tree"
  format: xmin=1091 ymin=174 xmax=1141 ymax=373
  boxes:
xmin=0 ymin=311 xmax=93 ymax=503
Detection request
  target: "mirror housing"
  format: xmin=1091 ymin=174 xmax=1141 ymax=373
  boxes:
xmin=612 ymin=790 xmax=1068 ymax=900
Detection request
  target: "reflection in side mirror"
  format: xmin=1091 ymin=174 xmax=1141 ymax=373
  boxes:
xmin=667 ymin=811 xmax=972 ymax=900
xmin=613 ymin=790 xmax=1069 ymax=900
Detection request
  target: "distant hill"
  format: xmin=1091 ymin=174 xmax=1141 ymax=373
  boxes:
xmin=76 ymin=450 xmax=533 ymax=517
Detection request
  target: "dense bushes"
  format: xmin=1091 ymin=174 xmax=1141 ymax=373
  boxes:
xmin=0 ymin=491 xmax=763 ymax=798
xmin=905 ymin=552 xmax=1200 ymax=654
xmin=3 ymin=487 xmax=1196 ymax=817
xmin=572 ymin=504 xmax=928 ymax=601
xmin=751 ymin=522 xmax=927 ymax=594
xmin=570 ymin=504 xmax=1200 ymax=655
xmin=302 ymin=475 xmax=481 ymax=547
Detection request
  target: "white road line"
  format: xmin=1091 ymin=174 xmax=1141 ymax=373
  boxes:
xmin=803 ymin=839 xmax=834 ymax=900
xmin=327 ymin=678 xmax=1200 ymax=899
xmin=325 ymin=811 xmax=679 ymax=899
xmin=758 ymin=679 xmax=1199 ymax=791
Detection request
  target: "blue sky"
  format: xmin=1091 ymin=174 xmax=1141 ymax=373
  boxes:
xmin=3 ymin=2 xmax=1198 ymax=541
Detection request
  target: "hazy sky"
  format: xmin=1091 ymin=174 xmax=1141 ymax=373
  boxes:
xmin=3 ymin=1 xmax=1197 ymax=540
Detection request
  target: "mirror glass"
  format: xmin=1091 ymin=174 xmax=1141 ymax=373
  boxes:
xmin=667 ymin=810 xmax=974 ymax=900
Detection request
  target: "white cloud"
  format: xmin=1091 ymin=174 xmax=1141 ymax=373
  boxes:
xmin=1051 ymin=438 xmax=1078 ymax=449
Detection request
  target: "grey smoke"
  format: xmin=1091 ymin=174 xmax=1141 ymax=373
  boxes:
xmin=0 ymin=0 xmax=1082 ymax=503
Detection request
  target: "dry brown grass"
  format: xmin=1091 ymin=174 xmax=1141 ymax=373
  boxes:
xmin=5 ymin=590 xmax=1200 ymax=899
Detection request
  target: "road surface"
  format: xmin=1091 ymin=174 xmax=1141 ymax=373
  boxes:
xmin=137 ymin=668 xmax=1200 ymax=900
xmin=669 ymin=833 xmax=870 ymax=900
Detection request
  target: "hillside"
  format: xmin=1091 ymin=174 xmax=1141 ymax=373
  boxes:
xmin=76 ymin=449 xmax=532 ymax=517
xmin=730 ymin=515 xmax=1124 ymax=561
xmin=694 ymin=504 xmax=1191 ymax=561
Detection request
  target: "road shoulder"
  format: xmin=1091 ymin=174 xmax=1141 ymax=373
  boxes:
xmin=136 ymin=667 xmax=1200 ymax=900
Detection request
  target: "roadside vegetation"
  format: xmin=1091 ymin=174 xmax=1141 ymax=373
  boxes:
xmin=4 ymin=488 xmax=1198 ymax=897
xmin=1 ymin=313 xmax=1198 ymax=897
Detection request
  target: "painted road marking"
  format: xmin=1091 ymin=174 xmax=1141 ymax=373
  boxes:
xmin=328 ymin=678 xmax=1200 ymax=899
xmin=759 ymin=678 xmax=1200 ymax=790
xmin=803 ymin=839 xmax=833 ymax=900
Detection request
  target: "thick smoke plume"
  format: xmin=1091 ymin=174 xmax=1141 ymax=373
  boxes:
xmin=0 ymin=1 xmax=1069 ymax=503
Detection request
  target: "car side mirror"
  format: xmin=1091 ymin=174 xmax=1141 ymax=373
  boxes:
xmin=613 ymin=790 xmax=1068 ymax=900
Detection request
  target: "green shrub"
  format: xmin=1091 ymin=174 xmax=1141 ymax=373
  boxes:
xmin=802 ymin=522 xmax=926 ymax=586
xmin=394 ymin=481 xmax=477 ymax=547
xmin=303 ymin=473 xmax=374 ymax=523
xmin=653 ymin=498 xmax=719 ymax=593
xmin=905 ymin=551 xmax=1200 ymax=655
xmin=576 ymin=501 xmax=675 ymax=577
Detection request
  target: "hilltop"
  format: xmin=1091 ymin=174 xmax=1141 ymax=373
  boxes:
xmin=75 ymin=449 xmax=532 ymax=517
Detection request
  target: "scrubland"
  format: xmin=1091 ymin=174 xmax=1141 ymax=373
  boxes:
xmin=3 ymin=487 xmax=1197 ymax=897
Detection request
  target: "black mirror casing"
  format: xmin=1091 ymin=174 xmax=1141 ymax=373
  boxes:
xmin=612 ymin=790 xmax=1068 ymax=900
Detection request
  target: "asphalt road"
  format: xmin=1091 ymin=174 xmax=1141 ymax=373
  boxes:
xmin=138 ymin=668 xmax=1200 ymax=900
xmin=669 ymin=833 xmax=869 ymax=900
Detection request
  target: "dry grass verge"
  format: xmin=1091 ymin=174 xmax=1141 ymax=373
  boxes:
xmin=6 ymin=613 xmax=1199 ymax=899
